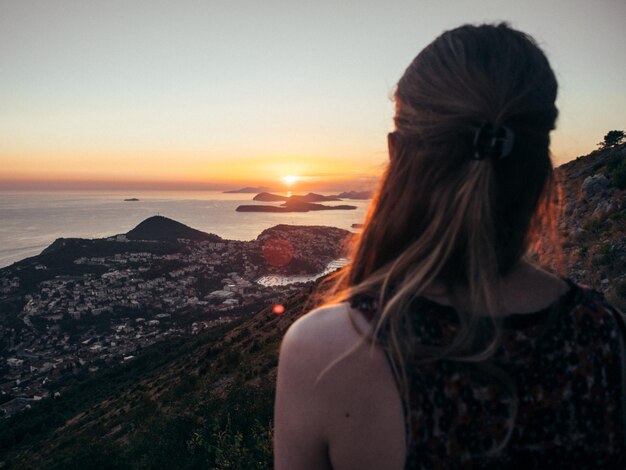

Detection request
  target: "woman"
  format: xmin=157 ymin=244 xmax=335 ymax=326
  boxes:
xmin=274 ymin=23 xmax=626 ymax=468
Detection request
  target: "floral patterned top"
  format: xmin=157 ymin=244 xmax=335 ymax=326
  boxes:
xmin=350 ymin=280 xmax=626 ymax=469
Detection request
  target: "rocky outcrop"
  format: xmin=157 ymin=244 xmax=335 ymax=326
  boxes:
xmin=556 ymin=143 xmax=626 ymax=310
xmin=581 ymin=174 xmax=610 ymax=199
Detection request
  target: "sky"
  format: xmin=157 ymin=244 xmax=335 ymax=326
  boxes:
xmin=1 ymin=0 xmax=624 ymax=191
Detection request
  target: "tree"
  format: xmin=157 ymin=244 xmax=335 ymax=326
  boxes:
xmin=598 ymin=130 xmax=625 ymax=149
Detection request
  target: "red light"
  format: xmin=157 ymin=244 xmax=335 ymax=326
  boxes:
xmin=273 ymin=304 xmax=285 ymax=315
xmin=262 ymin=238 xmax=294 ymax=267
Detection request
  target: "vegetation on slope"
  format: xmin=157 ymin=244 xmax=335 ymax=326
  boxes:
xmin=557 ymin=140 xmax=626 ymax=310
xmin=0 ymin=286 xmax=317 ymax=469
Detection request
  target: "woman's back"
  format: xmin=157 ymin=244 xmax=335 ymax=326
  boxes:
xmin=275 ymin=269 xmax=626 ymax=468
xmin=353 ymin=278 xmax=626 ymax=467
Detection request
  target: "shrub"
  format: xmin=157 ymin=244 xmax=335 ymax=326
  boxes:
xmin=606 ymin=153 xmax=626 ymax=189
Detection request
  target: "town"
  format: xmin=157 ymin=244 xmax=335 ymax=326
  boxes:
xmin=0 ymin=219 xmax=351 ymax=417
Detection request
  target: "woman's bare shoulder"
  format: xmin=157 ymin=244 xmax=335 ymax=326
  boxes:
xmin=283 ymin=302 xmax=363 ymax=348
xmin=275 ymin=303 xmax=366 ymax=469
xmin=276 ymin=303 xmax=405 ymax=470
xmin=279 ymin=303 xmax=366 ymax=380
xmin=287 ymin=302 xmax=360 ymax=332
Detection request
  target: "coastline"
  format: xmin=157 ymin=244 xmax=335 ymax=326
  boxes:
xmin=0 ymin=190 xmax=369 ymax=268
xmin=255 ymin=258 xmax=348 ymax=286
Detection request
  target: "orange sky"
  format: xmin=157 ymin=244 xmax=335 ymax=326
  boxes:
xmin=1 ymin=1 xmax=624 ymax=192
xmin=0 ymin=127 xmax=603 ymax=191
xmin=1 ymin=148 xmax=385 ymax=191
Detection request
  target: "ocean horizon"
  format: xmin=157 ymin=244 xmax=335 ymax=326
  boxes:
xmin=0 ymin=189 xmax=369 ymax=269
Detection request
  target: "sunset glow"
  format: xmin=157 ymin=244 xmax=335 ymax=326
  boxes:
xmin=282 ymin=175 xmax=299 ymax=186
xmin=1 ymin=1 xmax=624 ymax=191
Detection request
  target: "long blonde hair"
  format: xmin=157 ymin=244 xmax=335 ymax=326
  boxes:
xmin=320 ymin=22 xmax=560 ymax=452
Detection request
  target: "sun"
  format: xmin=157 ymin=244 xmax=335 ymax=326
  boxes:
xmin=282 ymin=175 xmax=299 ymax=186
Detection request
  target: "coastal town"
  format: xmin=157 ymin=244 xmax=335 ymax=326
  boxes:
xmin=0 ymin=218 xmax=351 ymax=417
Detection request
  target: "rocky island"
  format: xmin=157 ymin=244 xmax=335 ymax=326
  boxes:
xmin=237 ymin=192 xmax=357 ymax=212
xmin=329 ymin=190 xmax=372 ymax=200
xmin=237 ymin=201 xmax=357 ymax=212
xmin=252 ymin=192 xmax=341 ymax=202
xmin=223 ymin=186 xmax=274 ymax=194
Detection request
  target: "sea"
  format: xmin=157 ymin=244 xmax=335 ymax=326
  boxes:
xmin=0 ymin=190 xmax=370 ymax=269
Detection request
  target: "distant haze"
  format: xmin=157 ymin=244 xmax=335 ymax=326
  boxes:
xmin=1 ymin=0 xmax=624 ymax=191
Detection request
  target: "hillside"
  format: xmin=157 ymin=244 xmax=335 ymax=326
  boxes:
xmin=0 ymin=143 xmax=624 ymax=468
xmin=125 ymin=215 xmax=223 ymax=242
xmin=0 ymin=285 xmax=317 ymax=469
xmin=556 ymin=142 xmax=626 ymax=309
xmin=0 ymin=221 xmax=352 ymax=418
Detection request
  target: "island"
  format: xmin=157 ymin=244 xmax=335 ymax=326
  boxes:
xmin=237 ymin=200 xmax=357 ymax=212
xmin=124 ymin=198 xmax=140 ymax=201
xmin=125 ymin=215 xmax=221 ymax=242
xmin=223 ymin=186 xmax=274 ymax=194
xmin=252 ymin=192 xmax=341 ymax=202
xmin=330 ymin=190 xmax=372 ymax=200
xmin=252 ymin=192 xmax=289 ymax=202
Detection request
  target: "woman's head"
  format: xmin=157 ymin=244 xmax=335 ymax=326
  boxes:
xmin=318 ymin=24 xmax=559 ymax=452
xmin=341 ymin=23 xmax=559 ymax=314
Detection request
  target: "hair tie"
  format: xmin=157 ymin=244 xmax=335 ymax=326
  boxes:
xmin=472 ymin=122 xmax=515 ymax=160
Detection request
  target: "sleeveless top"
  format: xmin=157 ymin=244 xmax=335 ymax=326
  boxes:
xmin=350 ymin=280 xmax=626 ymax=469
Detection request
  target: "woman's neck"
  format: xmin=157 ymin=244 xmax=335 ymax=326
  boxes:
xmin=421 ymin=261 xmax=569 ymax=315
